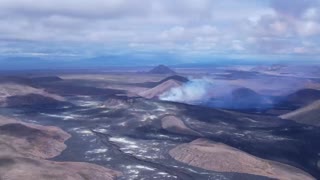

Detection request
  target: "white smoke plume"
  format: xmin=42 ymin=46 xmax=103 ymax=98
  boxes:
xmin=159 ymin=73 xmax=309 ymax=109
xmin=159 ymin=78 xmax=214 ymax=103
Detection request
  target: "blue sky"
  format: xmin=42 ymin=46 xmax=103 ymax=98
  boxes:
xmin=0 ymin=0 xmax=320 ymax=66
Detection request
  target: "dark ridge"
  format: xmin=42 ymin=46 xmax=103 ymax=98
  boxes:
xmin=30 ymin=76 xmax=63 ymax=83
xmin=279 ymin=89 xmax=320 ymax=108
xmin=104 ymin=94 xmax=142 ymax=104
xmin=0 ymin=76 xmax=63 ymax=87
xmin=0 ymin=76 xmax=32 ymax=85
xmin=43 ymin=83 xmax=126 ymax=96
xmin=149 ymin=65 xmax=176 ymax=74
xmin=133 ymin=75 xmax=189 ymax=88
xmin=157 ymin=75 xmax=189 ymax=85
xmin=230 ymin=88 xmax=268 ymax=108
xmin=214 ymin=70 xmax=260 ymax=80
xmin=5 ymin=93 xmax=69 ymax=108
xmin=231 ymin=87 xmax=260 ymax=99
xmin=205 ymin=87 xmax=272 ymax=111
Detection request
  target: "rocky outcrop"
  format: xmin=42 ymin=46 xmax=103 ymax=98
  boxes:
xmin=170 ymin=138 xmax=315 ymax=180
xmin=104 ymin=95 xmax=135 ymax=109
xmin=161 ymin=115 xmax=200 ymax=136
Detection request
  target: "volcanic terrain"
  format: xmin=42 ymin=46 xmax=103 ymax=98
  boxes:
xmin=0 ymin=66 xmax=319 ymax=180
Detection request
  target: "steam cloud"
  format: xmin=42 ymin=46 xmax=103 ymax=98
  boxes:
xmin=160 ymin=78 xmax=214 ymax=103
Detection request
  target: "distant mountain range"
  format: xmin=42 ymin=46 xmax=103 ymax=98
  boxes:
xmin=2 ymin=55 xmax=319 ymax=70
xmin=0 ymin=54 xmax=179 ymax=70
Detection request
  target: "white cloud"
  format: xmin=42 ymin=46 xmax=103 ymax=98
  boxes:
xmin=0 ymin=0 xmax=319 ymax=59
xmin=232 ymin=40 xmax=245 ymax=51
xmin=270 ymin=21 xmax=288 ymax=34
xmin=296 ymin=21 xmax=320 ymax=36
xmin=245 ymin=0 xmax=320 ymax=55
xmin=0 ymin=0 xmax=151 ymax=19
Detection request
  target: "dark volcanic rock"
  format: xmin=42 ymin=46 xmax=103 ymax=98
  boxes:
xmin=149 ymin=65 xmax=176 ymax=74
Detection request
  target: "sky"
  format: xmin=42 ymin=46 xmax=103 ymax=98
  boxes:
xmin=0 ymin=0 xmax=320 ymax=67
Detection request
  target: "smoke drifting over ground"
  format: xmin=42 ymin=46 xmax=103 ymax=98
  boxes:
xmin=160 ymin=78 xmax=273 ymax=110
xmin=159 ymin=77 xmax=239 ymax=104
xmin=160 ymin=78 xmax=214 ymax=103
xmin=159 ymin=73 xmax=313 ymax=111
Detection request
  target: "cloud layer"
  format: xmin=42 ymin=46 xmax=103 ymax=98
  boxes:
xmin=0 ymin=0 xmax=320 ymax=61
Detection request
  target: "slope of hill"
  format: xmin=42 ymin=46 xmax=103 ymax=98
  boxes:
xmin=138 ymin=75 xmax=188 ymax=99
xmin=0 ymin=83 xmax=67 ymax=108
xmin=0 ymin=116 xmax=121 ymax=180
xmin=5 ymin=93 xmax=70 ymax=108
xmin=139 ymin=79 xmax=182 ymax=99
xmin=280 ymin=100 xmax=320 ymax=126
xmin=207 ymin=87 xmax=272 ymax=110
xmin=232 ymin=87 xmax=263 ymax=101
xmin=170 ymin=138 xmax=315 ymax=180
xmin=230 ymin=88 xmax=273 ymax=109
